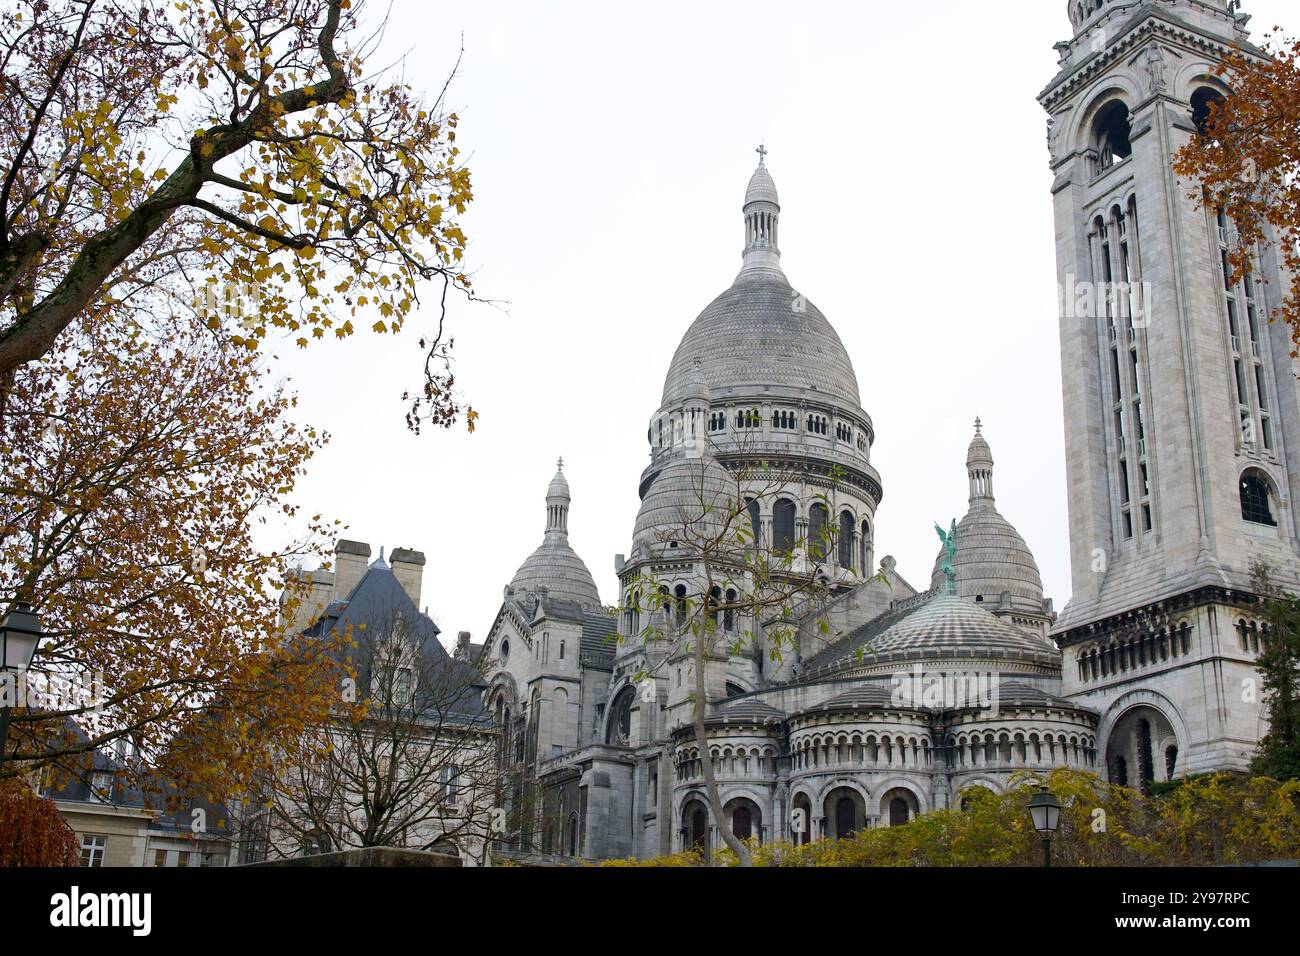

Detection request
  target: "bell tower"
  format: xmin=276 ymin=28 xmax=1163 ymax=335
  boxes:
xmin=1041 ymin=0 xmax=1299 ymax=779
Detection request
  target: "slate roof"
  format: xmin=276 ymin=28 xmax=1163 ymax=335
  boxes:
xmin=581 ymin=609 xmax=618 ymax=666
xmin=305 ymin=562 xmax=488 ymax=724
xmin=523 ymin=595 xmax=618 ymax=668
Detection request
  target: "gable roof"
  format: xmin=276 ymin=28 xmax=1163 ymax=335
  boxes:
xmin=302 ymin=563 xmax=487 ymax=723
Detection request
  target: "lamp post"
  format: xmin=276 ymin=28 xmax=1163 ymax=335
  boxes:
xmin=1028 ymin=788 xmax=1063 ymax=867
xmin=0 ymin=601 xmax=44 ymax=767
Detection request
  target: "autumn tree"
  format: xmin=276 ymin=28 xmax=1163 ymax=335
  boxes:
xmin=619 ymin=438 xmax=882 ymax=867
xmin=0 ymin=305 xmax=344 ymax=801
xmin=1248 ymin=561 xmax=1300 ymax=781
xmin=0 ymin=775 xmax=79 ymax=865
xmin=248 ymin=601 xmax=498 ymax=861
xmin=0 ymin=0 xmax=475 ymax=431
xmin=1173 ymin=31 xmax=1300 ymax=351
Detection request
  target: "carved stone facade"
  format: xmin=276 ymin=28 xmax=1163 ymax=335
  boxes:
xmin=1041 ymin=0 xmax=1290 ymax=778
xmin=476 ymin=2 xmax=1283 ymax=860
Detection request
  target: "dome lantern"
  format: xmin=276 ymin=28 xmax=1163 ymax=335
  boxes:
xmin=967 ymin=417 xmax=995 ymax=510
xmin=546 ymin=457 xmax=571 ymax=536
xmin=740 ymin=145 xmax=782 ymax=280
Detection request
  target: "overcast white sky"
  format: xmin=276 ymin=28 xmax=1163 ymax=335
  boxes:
xmin=259 ymin=0 xmax=1295 ymax=646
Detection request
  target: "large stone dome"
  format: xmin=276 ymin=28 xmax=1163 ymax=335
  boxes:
xmin=661 ymin=274 xmax=861 ymax=408
xmin=659 ymin=153 xmax=861 ymax=410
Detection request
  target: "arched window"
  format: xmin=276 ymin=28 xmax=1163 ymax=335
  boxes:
xmin=746 ymin=498 xmax=761 ymax=547
xmin=835 ymin=797 xmax=857 ymax=838
xmin=1136 ymin=717 xmax=1155 ymax=794
xmin=860 ymin=519 xmax=871 ymax=572
xmin=792 ymin=793 xmax=812 ymax=845
xmin=674 ymin=584 xmax=689 ymax=624
xmin=772 ymin=499 xmax=796 ymax=553
xmin=1111 ymin=755 xmax=1129 ymax=787
xmin=1093 ymin=100 xmax=1132 ymax=171
xmin=724 ymin=681 xmax=746 ymax=698
xmin=808 ymin=503 xmax=829 ymax=561
xmin=733 ymin=806 xmax=752 ymax=841
xmin=888 ymin=798 xmax=910 ymax=827
xmin=823 ymin=787 xmax=864 ymax=838
xmin=685 ymin=802 xmax=709 ymax=859
xmin=568 ymin=812 xmax=580 ymax=856
xmin=1240 ymin=469 xmax=1277 ymax=526
xmin=838 ymin=510 xmax=856 ymax=569
xmin=606 ymin=686 xmax=635 ymax=746
xmin=1191 ymin=86 xmax=1227 ymax=137
xmin=724 ymin=589 xmax=737 ymax=632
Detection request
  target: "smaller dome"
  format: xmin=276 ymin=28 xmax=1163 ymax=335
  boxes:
xmin=745 ymin=164 xmax=779 ymax=206
xmin=933 ymin=420 xmax=1045 ymax=607
xmin=632 ymin=453 xmax=736 ymax=555
xmin=819 ymin=684 xmax=895 ymax=710
xmin=509 ymin=539 xmax=601 ymax=607
xmin=681 ymin=356 xmax=709 ymax=403
xmin=930 ymin=509 xmax=1045 ymax=605
xmin=967 ymin=418 xmax=992 ymax=467
xmin=508 ymin=460 xmax=601 ymax=607
xmin=714 ymin=697 xmax=786 ymax=722
xmin=547 ymin=458 xmax=571 ymax=501
xmin=869 ymin=593 xmax=1054 ymax=661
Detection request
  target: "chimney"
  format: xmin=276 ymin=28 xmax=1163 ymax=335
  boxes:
xmin=279 ymin=566 xmax=336 ymax=636
xmin=456 ymin=631 xmax=472 ymax=658
xmin=390 ymin=548 xmax=425 ymax=608
xmin=333 ymin=539 xmax=371 ymax=601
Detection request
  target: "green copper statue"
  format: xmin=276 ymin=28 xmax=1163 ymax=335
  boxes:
xmin=934 ymin=519 xmax=958 ymax=595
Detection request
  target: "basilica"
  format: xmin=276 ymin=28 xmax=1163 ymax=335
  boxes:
xmin=478 ymin=0 xmax=1295 ymax=861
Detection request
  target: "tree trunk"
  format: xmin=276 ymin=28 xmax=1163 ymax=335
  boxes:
xmin=691 ymin=625 xmax=751 ymax=867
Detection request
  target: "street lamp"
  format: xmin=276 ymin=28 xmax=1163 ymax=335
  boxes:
xmin=0 ymin=601 xmax=44 ymax=766
xmin=1028 ymin=788 xmax=1063 ymax=867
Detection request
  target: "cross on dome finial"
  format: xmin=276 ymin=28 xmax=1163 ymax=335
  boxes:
xmin=557 ymin=456 xmax=564 ymax=472
xmin=975 ymin=417 xmax=982 ymax=434
xmin=756 ymin=143 xmax=767 ymax=167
